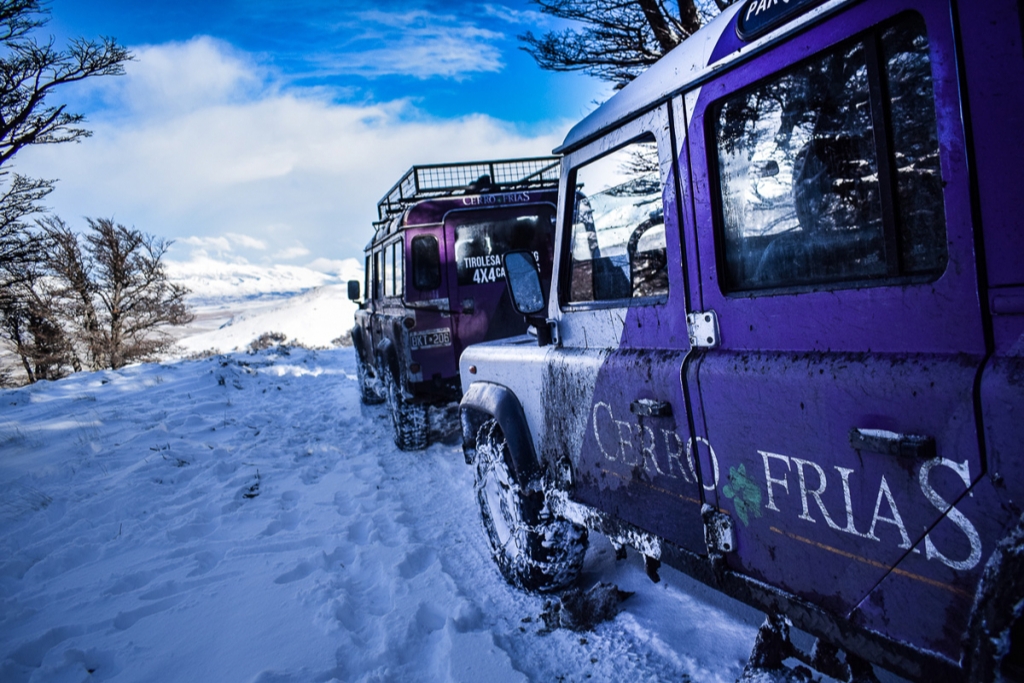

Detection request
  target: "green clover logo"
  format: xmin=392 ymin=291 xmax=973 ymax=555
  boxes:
xmin=723 ymin=463 xmax=762 ymax=527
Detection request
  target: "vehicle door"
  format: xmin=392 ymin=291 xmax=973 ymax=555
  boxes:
xmin=683 ymin=1 xmax=987 ymax=656
xmin=403 ymin=228 xmax=460 ymax=383
xmin=445 ymin=203 xmax=557 ymax=360
xmin=364 ymin=246 xmax=386 ymax=355
xmin=353 ymin=252 xmax=374 ymax=362
xmin=549 ymin=105 xmax=709 ymax=556
xmin=377 ymin=238 xmax=404 ymax=352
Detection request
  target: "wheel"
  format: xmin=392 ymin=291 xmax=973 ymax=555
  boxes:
xmin=965 ymin=520 xmax=1024 ymax=683
xmin=474 ymin=419 xmax=587 ymax=592
xmin=356 ymin=354 xmax=384 ymax=405
xmin=382 ymin=360 xmax=428 ymax=451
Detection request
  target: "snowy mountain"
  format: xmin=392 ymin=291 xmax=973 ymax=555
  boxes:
xmin=164 ymin=257 xmax=362 ymax=355
xmin=166 ymin=256 xmax=363 ymax=301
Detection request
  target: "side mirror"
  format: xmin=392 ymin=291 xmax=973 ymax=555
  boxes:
xmin=503 ymin=250 xmax=552 ymax=346
xmin=347 ymin=279 xmax=360 ymax=301
xmin=503 ymin=251 xmax=544 ymax=315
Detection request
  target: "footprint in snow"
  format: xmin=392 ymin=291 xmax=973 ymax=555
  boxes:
xmin=187 ymin=549 xmax=223 ymax=577
xmin=346 ymin=518 xmax=372 ymax=545
xmin=7 ymin=625 xmax=84 ymax=669
xmin=397 ymin=546 xmax=437 ymax=579
xmin=104 ymin=570 xmax=157 ymax=596
xmin=274 ymin=560 xmax=314 ymax=584
xmin=111 ymin=596 xmax=181 ymax=631
xmin=261 ymin=509 xmax=300 ymax=537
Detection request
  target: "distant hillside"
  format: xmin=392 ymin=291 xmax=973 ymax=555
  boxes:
xmin=163 ymin=257 xmax=363 ymax=355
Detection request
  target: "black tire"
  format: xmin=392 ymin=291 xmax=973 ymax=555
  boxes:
xmin=965 ymin=519 xmax=1024 ymax=683
xmin=356 ymin=355 xmax=384 ymax=405
xmin=474 ymin=419 xmax=587 ymax=592
xmin=383 ymin=360 xmax=428 ymax=451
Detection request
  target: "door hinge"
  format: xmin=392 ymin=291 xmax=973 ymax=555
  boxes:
xmin=687 ymin=310 xmax=720 ymax=349
xmin=546 ymin=318 xmax=560 ymax=346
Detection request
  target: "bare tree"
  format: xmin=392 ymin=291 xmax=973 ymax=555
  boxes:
xmin=520 ymin=0 xmax=738 ymax=88
xmin=0 ymin=172 xmax=49 ymax=286
xmin=39 ymin=217 xmax=192 ymax=371
xmin=0 ymin=0 xmax=130 ymax=382
xmin=0 ymin=262 xmax=77 ymax=382
xmin=0 ymin=0 xmax=131 ymax=166
xmin=0 ymin=172 xmax=56 ymax=381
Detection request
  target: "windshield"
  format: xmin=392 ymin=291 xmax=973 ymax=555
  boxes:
xmin=450 ymin=206 xmax=556 ymax=286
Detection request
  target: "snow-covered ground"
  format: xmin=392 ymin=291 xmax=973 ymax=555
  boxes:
xmin=1 ymin=263 xmax=906 ymax=682
xmin=1 ymin=345 xmax=774 ymax=682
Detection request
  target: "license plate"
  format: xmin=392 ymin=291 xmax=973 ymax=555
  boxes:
xmin=410 ymin=328 xmax=452 ymax=350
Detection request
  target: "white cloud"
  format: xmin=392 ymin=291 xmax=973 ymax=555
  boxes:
xmin=107 ymin=37 xmax=265 ymax=119
xmin=227 ymin=233 xmax=267 ymax=250
xmin=182 ymin=235 xmax=231 ymax=252
xmin=16 ymin=38 xmax=570 ymax=267
xmin=276 ymin=245 xmax=311 ymax=260
xmin=305 ymin=257 xmax=363 ymax=280
xmin=319 ymin=10 xmax=504 ymax=79
xmin=481 ymin=4 xmax=548 ymax=25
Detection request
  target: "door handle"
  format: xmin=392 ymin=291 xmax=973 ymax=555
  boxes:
xmin=630 ymin=399 xmax=673 ymax=418
xmin=849 ymin=428 xmax=935 ymax=460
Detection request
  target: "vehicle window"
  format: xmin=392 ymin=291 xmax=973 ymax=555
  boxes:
xmin=451 ymin=206 xmax=555 ymax=286
xmin=412 ymin=235 xmax=441 ymax=290
xmin=392 ymin=242 xmax=404 ymax=297
xmin=374 ymin=250 xmax=383 ymax=300
xmin=383 ymin=245 xmax=392 ymax=297
xmin=364 ymin=255 xmax=371 ymax=301
xmin=712 ymin=13 xmax=946 ymax=293
xmin=882 ymin=20 xmax=947 ymax=276
xmin=567 ymin=133 xmax=667 ymax=304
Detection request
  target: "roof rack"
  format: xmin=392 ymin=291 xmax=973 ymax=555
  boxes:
xmin=375 ymin=156 xmax=560 ymax=225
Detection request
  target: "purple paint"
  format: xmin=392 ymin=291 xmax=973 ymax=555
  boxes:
xmin=458 ymin=0 xmax=1024 ymax=679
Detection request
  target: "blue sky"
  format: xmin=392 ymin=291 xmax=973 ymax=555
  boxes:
xmin=17 ymin=0 xmax=610 ymax=272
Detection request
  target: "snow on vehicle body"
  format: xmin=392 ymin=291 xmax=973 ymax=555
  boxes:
xmin=459 ymin=1 xmax=1024 ymax=681
xmin=350 ymin=159 xmax=559 ymax=450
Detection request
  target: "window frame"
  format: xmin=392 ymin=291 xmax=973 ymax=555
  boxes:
xmin=558 ymin=129 xmax=671 ymax=311
xmin=392 ymin=241 xmax=404 ymax=298
xmin=364 ymin=254 xmax=371 ymax=302
xmin=411 ymin=234 xmax=442 ymax=292
xmin=706 ymin=11 xmax=948 ymax=297
xmin=373 ymin=250 xmax=383 ymax=301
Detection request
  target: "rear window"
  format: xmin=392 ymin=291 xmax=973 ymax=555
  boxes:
xmin=451 ymin=206 xmax=555 ymax=286
xmin=712 ymin=13 xmax=947 ymax=293
xmin=411 ymin=235 xmax=441 ymax=291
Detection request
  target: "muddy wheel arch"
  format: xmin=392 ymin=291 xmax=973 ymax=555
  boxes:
xmin=964 ymin=514 xmax=1024 ymax=682
xmin=460 ymin=382 xmax=542 ymax=484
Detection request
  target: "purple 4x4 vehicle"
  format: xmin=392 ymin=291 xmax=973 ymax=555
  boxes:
xmin=349 ymin=158 xmax=559 ymax=450
xmin=458 ymin=0 xmax=1024 ymax=680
